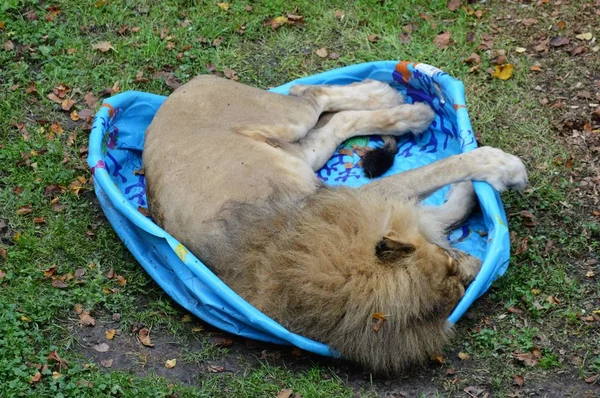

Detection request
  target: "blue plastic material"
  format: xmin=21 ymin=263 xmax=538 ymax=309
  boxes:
xmin=88 ymin=61 xmax=511 ymax=358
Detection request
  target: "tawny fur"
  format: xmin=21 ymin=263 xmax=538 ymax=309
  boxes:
xmin=143 ymin=75 xmax=527 ymax=375
xmin=201 ymin=188 xmax=478 ymax=374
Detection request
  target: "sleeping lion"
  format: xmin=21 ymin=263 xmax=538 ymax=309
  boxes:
xmin=143 ymin=76 xmax=527 ymax=374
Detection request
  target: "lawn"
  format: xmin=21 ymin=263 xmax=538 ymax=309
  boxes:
xmin=1 ymin=0 xmax=599 ymax=396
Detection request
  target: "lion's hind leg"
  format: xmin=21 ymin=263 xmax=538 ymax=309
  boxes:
xmin=295 ymin=103 xmax=435 ymax=170
xmin=289 ymin=79 xmax=405 ymax=112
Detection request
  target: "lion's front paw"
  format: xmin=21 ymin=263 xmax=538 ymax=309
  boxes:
xmin=455 ymin=252 xmax=482 ymax=287
xmin=469 ymin=147 xmax=528 ymax=192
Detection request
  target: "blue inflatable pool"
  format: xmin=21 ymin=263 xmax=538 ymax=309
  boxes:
xmin=87 ymin=61 xmax=511 ymax=358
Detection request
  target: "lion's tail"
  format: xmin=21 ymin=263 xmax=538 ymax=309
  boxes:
xmin=362 ymin=135 xmax=398 ymax=178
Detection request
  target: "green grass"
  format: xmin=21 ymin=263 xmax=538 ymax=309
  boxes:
xmin=1 ymin=0 xmax=599 ymax=396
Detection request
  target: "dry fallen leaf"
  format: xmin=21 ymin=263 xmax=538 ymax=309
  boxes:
xmin=530 ymin=64 xmax=543 ymax=72
xmin=211 ymin=336 xmax=234 ymax=347
xmin=48 ymin=350 xmax=68 ymax=369
xmin=521 ymin=18 xmax=538 ymax=26
xmin=165 ymin=358 xmax=177 ymax=368
xmin=103 ymin=287 xmax=119 ymax=295
xmin=100 ymin=359 xmax=113 ymax=368
xmin=134 ymin=71 xmax=149 ymax=83
xmin=92 ymin=41 xmax=114 ymax=52
xmin=79 ymin=311 xmax=96 ymax=326
xmin=493 ymin=64 xmax=514 ymax=80
xmin=43 ymin=265 xmax=58 ymax=277
xmin=74 ymin=268 xmax=85 ymax=279
xmin=458 ymin=352 xmax=470 ymax=360
xmin=586 ymin=270 xmax=595 ymax=278
xmin=520 ymin=210 xmax=536 ymax=227
xmin=3 ymin=40 xmax=14 ymax=51
xmin=93 ymin=343 xmax=110 ymax=353
xmin=105 ymin=268 xmax=116 ymax=279
xmin=576 ymin=32 xmax=593 ymax=41
xmin=463 ymin=386 xmax=484 ymax=396
xmin=181 ymin=314 xmax=192 ymax=323
xmin=25 ymin=81 xmax=37 ymax=94
xmin=68 ymin=180 xmax=84 ymax=197
xmin=207 ymin=364 xmax=224 ymax=373
xmin=549 ymin=36 xmax=570 ymax=47
xmin=534 ymin=41 xmax=549 ymax=52
xmin=44 ymin=184 xmax=64 ymax=197
xmin=277 ymin=389 xmax=294 ymax=398
xmin=507 ymin=306 xmax=524 ymax=315
xmin=265 ymin=16 xmax=288 ymax=30
xmin=585 ymin=374 xmax=599 ymax=384
xmin=49 ymin=123 xmax=64 ymax=136
xmin=46 ymin=5 xmax=61 ymax=17
xmin=138 ymin=327 xmax=154 ymax=347
xmin=447 ymin=0 xmax=461 ymax=11
xmin=105 ymin=329 xmax=116 ymax=340
xmin=114 ymin=274 xmax=126 ymax=286
xmin=16 ymin=205 xmax=33 ymax=216
xmin=490 ymin=50 xmax=507 ymax=65
xmin=367 ymin=34 xmax=380 ymax=43
xmin=0 ymin=270 xmax=6 ymax=279
xmin=431 ymin=354 xmax=445 ymax=364
xmin=315 ymin=48 xmax=328 ymax=58
xmin=513 ymin=374 xmax=524 ymax=387
xmin=434 ymin=32 xmax=451 ymax=49
xmin=52 ymin=279 xmax=68 ymax=289
xmin=84 ymin=92 xmax=98 ymax=108
xmin=286 ymin=14 xmax=304 ymax=25
xmin=515 ymin=349 xmax=542 ymax=367
xmin=216 ymin=2 xmax=230 ymax=11
xmin=464 ymin=53 xmax=481 ymax=65
xmin=371 ymin=312 xmax=387 ymax=332
xmin=61 ymin=99 xmax=75 ymax=111
xmin=223 ymin=67 xmax=239 ymax=81
xmin=30 ymin=371 xmax=42 ymax=384
xmin=577 ymin=90 xmax=592 ymax=99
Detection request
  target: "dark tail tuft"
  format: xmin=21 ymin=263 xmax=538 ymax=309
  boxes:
xmin=362 ymin=136 xmax=398 ymax=178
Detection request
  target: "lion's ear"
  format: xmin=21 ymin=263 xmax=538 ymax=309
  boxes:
xmin=376 ymin=235 xmax=416 ymax=263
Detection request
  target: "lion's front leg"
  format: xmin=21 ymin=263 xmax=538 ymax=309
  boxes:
xmin=361 ymin=146 xmax=528 ymax=200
